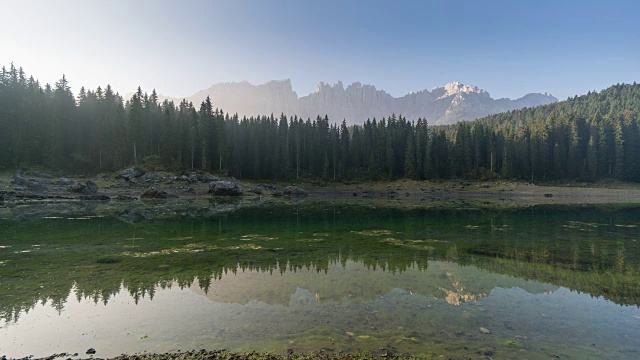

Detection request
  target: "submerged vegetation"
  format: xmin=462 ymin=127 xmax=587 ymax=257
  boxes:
xmin=1 ymin=205 xmax=639 ymax=326
xmin=1 ymin=64 xmax=639 ymax=183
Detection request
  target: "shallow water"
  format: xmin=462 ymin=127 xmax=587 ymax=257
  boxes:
xmin=1 ymin=205 xmax=639 ymax=359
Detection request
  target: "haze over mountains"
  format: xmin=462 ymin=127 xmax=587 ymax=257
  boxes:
xmin=161 ymin=80 xmax=558 ymax=125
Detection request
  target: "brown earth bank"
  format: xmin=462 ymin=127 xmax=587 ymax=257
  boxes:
xmin=2 ymin=167 xmax=640 ymax=214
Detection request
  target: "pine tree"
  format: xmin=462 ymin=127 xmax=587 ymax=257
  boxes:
xmin=404 ymin=133 xmax=417 ymax=179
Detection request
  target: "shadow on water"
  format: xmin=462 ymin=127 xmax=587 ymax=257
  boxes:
xmin=1 ymin=204 xmax=640 ymax=358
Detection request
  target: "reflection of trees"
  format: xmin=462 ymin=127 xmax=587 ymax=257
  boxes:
xmin=459 ymin=216 xmax=640 ymax=306
xmin=1 ymin=205 xmax=639 ymax=323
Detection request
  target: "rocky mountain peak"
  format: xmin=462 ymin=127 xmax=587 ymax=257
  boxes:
xmin=315 ymin=81 xmax=345 ymax=93
xmin=435 ymin=81 xmax=489 ymax=99
xmin=160 ymin=80 xmax=557 ymax=126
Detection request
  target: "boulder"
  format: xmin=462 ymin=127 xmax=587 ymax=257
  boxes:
xmin=13 ymin=170 xmax=48 ymax=191
xmin=68 ymin=181 xmax=99 ymax=194
xmin=24 ymin=170 xmax=53 ymax=178
xmin=116 ymin=167 xmax=145 ymax=181
xmin=284 ymin=186 xmax=308 ymax=197
xmin=115 ymin=195 xmax=137 ymax=201
xmin=57 ymin=177 xmax=75 ymax=186
xmin=140 ymin=187 xmax=177 ymax=199
xmin=208 ymin=180 xmax=243 ymax=196
xmin=259 ymin=183 xmax=278 ymax=191
xmin=188 ymin=173 xmax=220 ymax=184
xmin=141 ymin=172 xmax=162 ymax=182
xmin=200 ymin=173 xmax=220 ymax=183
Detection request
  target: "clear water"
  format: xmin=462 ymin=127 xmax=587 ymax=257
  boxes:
xmin=1 ymin=205 xmax=639 ymax=359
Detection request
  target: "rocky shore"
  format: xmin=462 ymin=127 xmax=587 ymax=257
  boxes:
xmin=12 ymin=349 xmax=438 ymax=360
xmin=2 ymin=167 xmax=640 ymax=222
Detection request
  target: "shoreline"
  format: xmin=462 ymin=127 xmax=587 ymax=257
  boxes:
xmin=8 ymin=349 xmax=462 ymax=360
xmin=3 ymin=169 xmax=640 ymax=220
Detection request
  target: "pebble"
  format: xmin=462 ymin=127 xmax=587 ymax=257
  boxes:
xmin=479 ymin=327 xmax=491 ymax=334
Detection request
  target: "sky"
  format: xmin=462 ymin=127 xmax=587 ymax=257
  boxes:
xmin=1 ymin=0 xmax=639 ymax=100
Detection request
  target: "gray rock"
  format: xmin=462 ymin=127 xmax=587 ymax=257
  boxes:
xmin=24 ymin=170 xmax=53 ymax=178
xmin=116 ymin=195 xmax=137 ymax=201
xmin=200 ymin=173 xmax=220 ymax=183
xmin=57 ymin=177 xmax=75 ymax=186
xmin=140 ymin=187 xmax=177 ymax=199
xmin=248 ymin=185 xmax=263 ymax=194
xmin=12 ymin=171 xmax=48 ymax=191
xmin=188 ymin=173 xmax=220 ymax=184
xmin=141 ymin=172 xmax=162 ymax=182
xmin=208 ymin=180 xmax=243 ymax=196
xmin=117 ymin=167 xmax=145 ymax=181
xmin=115 ymin=195 xmax=137 ymax=201
xmin=271 ymin=190 xmax=284 ymax=197
xmin=68 ymin=181 xmax=99 ymax=194
xmin=259 ymin=183 xmax=278 ymax=190
xmin=284 ymin=186 xmax=308 ymax=197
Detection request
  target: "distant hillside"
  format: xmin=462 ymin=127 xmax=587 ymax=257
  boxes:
xmin=160 ymin=80 xmax=557 ymax=125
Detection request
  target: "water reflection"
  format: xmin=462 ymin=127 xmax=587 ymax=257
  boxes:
xmin=1 ymin=205 xmax=640 ymax=358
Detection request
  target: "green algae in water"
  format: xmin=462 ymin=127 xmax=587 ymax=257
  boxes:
xmin=0 ymin=205 xmax=639 ymax=359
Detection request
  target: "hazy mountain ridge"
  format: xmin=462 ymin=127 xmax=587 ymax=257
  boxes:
xmin=160 ymin=80 xmax=557 ymax=125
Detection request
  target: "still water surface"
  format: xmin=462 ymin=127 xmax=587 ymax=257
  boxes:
xmin=1 ymin=205 xmax=639 ymax=358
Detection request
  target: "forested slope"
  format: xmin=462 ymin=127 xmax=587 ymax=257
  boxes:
xmin=1 ymin=64 xmax=638 ymax=182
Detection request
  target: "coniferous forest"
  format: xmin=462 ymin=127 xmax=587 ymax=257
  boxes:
xmin=1 ymin=63 xmax=639 ymax=182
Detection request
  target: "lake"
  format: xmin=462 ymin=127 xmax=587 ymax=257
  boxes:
xmin=1 ymin=204 xmax=639 ymax=359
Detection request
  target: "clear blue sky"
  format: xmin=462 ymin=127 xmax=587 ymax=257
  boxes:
xmin=1 ymin=0 xmax=638 ymax=100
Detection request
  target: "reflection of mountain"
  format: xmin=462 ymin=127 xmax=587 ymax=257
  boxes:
xmin=1 ymin=205 xmax=639 ymax=323
xmin=189 ymin=260 xmax=557 ymax=307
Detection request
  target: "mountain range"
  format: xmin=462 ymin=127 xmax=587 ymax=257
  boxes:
xmin=160 ymin=80 xmax=558 ymax=125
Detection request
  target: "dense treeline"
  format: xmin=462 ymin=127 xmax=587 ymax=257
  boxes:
xmin=1 ymin=63 xmax=639 ymax=181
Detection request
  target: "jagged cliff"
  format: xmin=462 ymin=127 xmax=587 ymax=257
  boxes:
xmin=161 ymin=80 xmax=557 ymax=125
